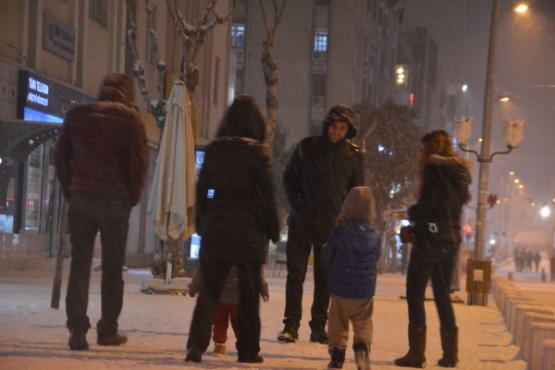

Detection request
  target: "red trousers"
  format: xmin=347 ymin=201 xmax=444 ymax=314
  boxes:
xmin=212 ymin=303 xmax=238 ymax=344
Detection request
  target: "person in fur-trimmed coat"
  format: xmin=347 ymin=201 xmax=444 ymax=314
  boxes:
xmin=322 ymin=186 xmax=381 ymax=370
xmin=395 ymin=130 xmax=472 ymax=368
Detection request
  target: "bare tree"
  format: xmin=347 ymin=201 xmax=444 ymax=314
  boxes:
xmin=126 ymin=0 xmax=235 ymax=279
xmin=258 ymin=0 xmax=287 ymax=158
xmin=126 ymin=0 xmax=167 ymax=128
xmin=168 ymin=0 xmax=236 ymax=96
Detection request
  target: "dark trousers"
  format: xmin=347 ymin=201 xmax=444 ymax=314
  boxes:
xmin=65 ymin=191 xmax=130 ymax=334
xmin=187 ymin=261 xmax=261 ymax=357
xmin=212 ymin=303 xmax=238 ymax=344
xmin=283 ymin=217 xmax=329 ymax=329
xmin=405 ymin=240 xmax=458 ymax=331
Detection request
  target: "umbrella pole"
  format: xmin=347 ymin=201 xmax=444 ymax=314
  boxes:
xmin=165 ymin=239 xmax=174 ymax=285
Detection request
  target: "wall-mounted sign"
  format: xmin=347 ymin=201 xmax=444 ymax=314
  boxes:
xmin=17 ymin=70 xmax=94 ymax=125
xmin=43 ymin=12 xmax=75 ymax=62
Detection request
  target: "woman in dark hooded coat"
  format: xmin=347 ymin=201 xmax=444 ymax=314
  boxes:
xmin=185 ymin=96 xmax=280 ymax=364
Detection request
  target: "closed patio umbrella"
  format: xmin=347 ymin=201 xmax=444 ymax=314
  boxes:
xmin=147 ymin=80 xmax=196 ymax=283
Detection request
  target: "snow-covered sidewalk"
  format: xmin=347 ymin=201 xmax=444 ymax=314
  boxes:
xmin=0 ymin=258 xmax=531 ymax=369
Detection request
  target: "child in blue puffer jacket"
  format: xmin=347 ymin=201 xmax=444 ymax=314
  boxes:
xmin=321 ymin=186 xmax=381 ymax=370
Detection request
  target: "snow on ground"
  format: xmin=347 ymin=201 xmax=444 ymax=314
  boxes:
xmin=1 ymin=257 xmax=547 ymax=369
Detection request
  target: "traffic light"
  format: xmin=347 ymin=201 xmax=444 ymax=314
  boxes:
xmin=487 ymin=193 xmax=498 ymax=209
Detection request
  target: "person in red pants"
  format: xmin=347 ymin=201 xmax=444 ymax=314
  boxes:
xmin=188 ymin=265 xmax=269 ymax=356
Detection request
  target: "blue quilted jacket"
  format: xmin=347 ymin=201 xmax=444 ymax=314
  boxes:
xmin=321 ymin=221 xmax=381 ymax=299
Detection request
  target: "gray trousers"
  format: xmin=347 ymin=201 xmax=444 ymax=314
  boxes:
xmin=327 ymin=295 xmax=374 ymax=349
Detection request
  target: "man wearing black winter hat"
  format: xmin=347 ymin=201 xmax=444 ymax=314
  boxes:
xmin=277 ymin=105 xmax=364 ymax=344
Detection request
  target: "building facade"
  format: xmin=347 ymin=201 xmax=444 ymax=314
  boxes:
xmin=0 ymin=0 xmax=231 ymax=266
xmin=230 ymin=0 xmax=404 ymax=149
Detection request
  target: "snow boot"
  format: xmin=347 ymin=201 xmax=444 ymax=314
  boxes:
xmin=309 ymin=321 xmax=329 ymax=344
xmin=394 ymin=324 xmax=426 ymax=368
xmin=353 ymin=342 xmax=371 ymax=370
xmin=185 ymin=346 xmax=202 ymax=362
xmin=96 ymin=319 xmax=127 ymax=346
xmin=327 ymin=347 xmax=346 ymax=369
xmin=437 ymin=327 xmax=458 ymax=367
xmin=278 ymin=322 xmax=299 ymax=343
xmin=68 ymin=328 xmax=89 ymax=350
xmin=214 ymin=342 xmax=226 ymax=356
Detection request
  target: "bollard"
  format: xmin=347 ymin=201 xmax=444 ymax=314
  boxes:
xmin=508 ymin=271 xmax=513 ymax=281
xmin=542 ymin=268 xmax=546 ymax=282
xmin=541 ymin=339 xmax=555 ymax=370
xmin=527 ymin=322 xmax=555 ymax=369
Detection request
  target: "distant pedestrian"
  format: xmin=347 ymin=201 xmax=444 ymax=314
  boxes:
xmin=188 ymin=265 xmax=270 ymax=356
xmin=55 ymin=73 xmax=148 ymax=350
xmin=533 ymin=250 xmax=541 ymax=273
xmin=395 ymin=130 xmax=471 ymax=368
xmin=322 ymin=186 xmax=381 ymax=370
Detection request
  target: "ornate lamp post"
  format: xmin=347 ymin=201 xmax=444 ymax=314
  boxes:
xmin=454 ymin=0 xmax=528 ymax=306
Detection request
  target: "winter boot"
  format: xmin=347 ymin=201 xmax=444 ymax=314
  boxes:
xmin=214 ymin=342 xmax=226 ymax=356
xmin=327 ymin=347 xmax=346 ymax=369
xmin=278 ymin=322 xmax=299 ymax=343
xmin=394 ymin=324 xmax=426 ymax=368
xmin=68 ymin=328 xmax=89 ymax=350
xmin=437 ymin=327 xmax=458 ymax=367
xmin=309 ymin=321 xmax=329 ymax=344
xmin=96 ymin=319 xmax=127 ymax=346
xmin=353 ymin=342 xmax=371 ymax=370
xmin=185 ymin=346 xmax=202 ymax=362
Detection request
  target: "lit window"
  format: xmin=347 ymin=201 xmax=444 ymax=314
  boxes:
xmin=231 ymin=24 xmax=245 ymax=48
xmin=314 ymin=31 xmax=328 ymax=52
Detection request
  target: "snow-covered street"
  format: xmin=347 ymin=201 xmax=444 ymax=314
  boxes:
xmin=1 ymin=257 xmax=547 ymax=369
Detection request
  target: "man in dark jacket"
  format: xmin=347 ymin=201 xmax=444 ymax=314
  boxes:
xmin=278 ymin=105 xmax=364 ymax=344
xmin=55 ymin=73 xmax=148 ymax=351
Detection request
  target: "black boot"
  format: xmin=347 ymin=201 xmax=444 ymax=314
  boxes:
xmin=437 ymin=327 xmax=458 ymax=367
xmin=68 ymin=328 xmax=89 ymax=350
xmin=353 ymin=342 xmax=371 ymax=370
xmin=185 ymin=346 xmax=202 ymax=362
xmin=327 ymin=347 xmax=346 ymax=369
xmin=394 ymin=324 xmax=426 ymax=368
xmin=96 ymin=319 xmax=127 ymax=346
xmin=309 ymin=321 xmax=329 ymax=344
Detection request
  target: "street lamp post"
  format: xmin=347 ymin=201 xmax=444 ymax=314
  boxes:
xmin=470 ymin=0 xmax=500 ymax=306
xmin=455 ymin=0 xmax=527 ymax=306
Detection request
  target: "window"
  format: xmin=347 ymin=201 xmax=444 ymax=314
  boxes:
xmin=313 ymin=31 xmax=328 ymax=52
xmin=231 ymin=24 xmax=245 ymax=48
xmin=89 ymin=0 xmax=108 ymax=26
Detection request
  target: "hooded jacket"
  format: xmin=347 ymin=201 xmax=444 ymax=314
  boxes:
xmin=55 ymin=74 xmax=148 ymax=206
xmin=283 ymin=106 xmax=364 ymax=244
xmin=321 ymin=186 xmax=381 ymax=299
xmin=195 ymin=97 xmax=280 ymax=264
xmin=409 ymin=154 xmax=472 ymax=244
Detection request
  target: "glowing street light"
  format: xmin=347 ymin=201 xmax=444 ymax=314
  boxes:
xmin=454 ymin=0 xmax=528 ymax=306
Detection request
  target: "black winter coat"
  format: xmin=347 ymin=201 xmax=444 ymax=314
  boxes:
xmin=284 ymin=136 xmax=364 ymax=244
xmin=409 ymin=154 xmax=472 ymax=244
xmin=196 ymin=137 xmax=280 ymax=264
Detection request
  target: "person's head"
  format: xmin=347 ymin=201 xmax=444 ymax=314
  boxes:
xmin=322 ymin=105 xmax=357 ymax=143
xmin=339 ymin=186 xmax=376 ymax=223
xmin=97 ymin=73 xmax=135 ymax=106
xmin=217 ymin=95 xmax=266 ymax=143
xmin=420 ymin=130 xmax=455 ymax=157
